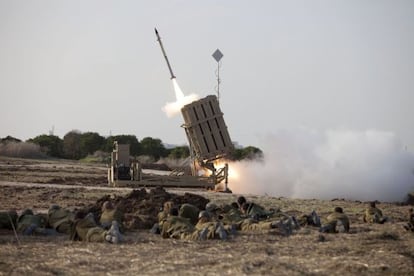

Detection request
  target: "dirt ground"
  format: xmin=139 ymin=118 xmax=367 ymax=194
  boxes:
xmin=0 ymin=156 xmax=413 ymax=275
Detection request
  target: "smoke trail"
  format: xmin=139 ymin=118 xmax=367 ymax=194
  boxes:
xmin=162 ymin=78 xmax=199 ymax=117
xmin=229 ymin=128 xmax=414 ymax=202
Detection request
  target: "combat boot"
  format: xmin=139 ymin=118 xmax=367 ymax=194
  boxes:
xmin=311 ymin=211 xmax=321 ymax=227
xmin=215 ymin=224 xmax=227 ymax=240
xmin=290 ymin=216 xmax=300 ymax=230
xmin=198 ymin=227 xmax=208 ymax=240
xmin=336 ymin=220 xmax=346 ymax=233
xmin=284 ymin=219 xmax=293 ymax=236
xmin=108 ymin=221 xmax=124 ymax=242
xmin=149 ymin=223 xmax=160 ymax=234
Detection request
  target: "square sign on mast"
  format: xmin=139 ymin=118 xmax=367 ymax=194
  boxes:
xmin=212 ymin=49 xmax=223 ymax=101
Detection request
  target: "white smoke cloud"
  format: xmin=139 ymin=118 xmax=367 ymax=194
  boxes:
xmin=229 ymin=127 xmax=414 ymax=202
xmin=162 ymin=78 xmax=199 ymax=118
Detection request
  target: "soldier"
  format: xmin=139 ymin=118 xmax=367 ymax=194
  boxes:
xmin=100 ymin=201 xmax=125 ymax=232
xmin=150 ymin=201 xmax=175 ymax=234
xmin=160 ymin=207 xmax=203 ymax=240
xmin=363 ymin=201 xmax=386 ymax=224
xmin=17 ymin=209 xmax=56 ymax=236
xmin=298 ymin=210 xmax=321 ymax=227
xmin=220 ymin=203 xmax=294 ymax=236
xmin=195 ymin=211 xmax=229 ymax=240
xmin=0 ymin=210 xmax=18 ymax=230
xmin=403 ymin=208 xmax=414 ymax=232
xmin=237 ymin=196 xmax=276 ymax=220
xmin=158 ymin=201 xmax=175 ymax=226
xmin=178 ymin=203 xmax=200 ymax=225
xmin=47 ymin=205 xmax=75 ymax=234
xmin=320 ymin=207 xmax=350 ymax=233
xmin=70 ymin=210 xmax=123 ymax=243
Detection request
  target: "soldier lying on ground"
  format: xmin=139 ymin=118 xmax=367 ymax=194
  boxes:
xmin=70 ymin=210 xmax=123 ymax=244
xmin=320 ymin=207 xmax=350 ymax=233
xmin=17 ymin=209 xmax=57 ymax=236
xmin=150 ymin=201 xmax=175 ymax=234
xmin=48 ymin=205 xmax=75 ymax=234
xmin=0 ymin=210 xmax=18 ymax=230
xmin=211 ymin=202 xmax=298 ymax=236
xmin=403 ymin=208 xmax=414 ymax=232
xmin=237 ymin=196 xmax=277 ymax=220
xmin=160 ymin=207 xmax=207 ymax=240
xmin=363 ymin=201 xmax=387 ymax=224
xmin=195 ymin=210 xmax=230 ymax=240
xmin=100 ymin=201 xmax=125 ymax=233
xmin=297 ymin=210 xmax=321 ymax=227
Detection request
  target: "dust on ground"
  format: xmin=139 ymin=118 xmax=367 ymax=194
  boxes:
xmin=0 ymin=157 xmax=413 ymax=275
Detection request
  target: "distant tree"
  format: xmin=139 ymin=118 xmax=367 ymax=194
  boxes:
xmin=28 ymin=135 xmax=63 ymax=158
xmin=104 ymin=135 xmax=141 ymax=156
xmin=0 ymin=136 xmax=21 ymax=143
xmin=168 ymin=146 xmax=190 ymax=159
xmin=80 ymin=132 xmax=105 ymax=157
xmin=63 ymin=130 xmax=82 ymax=159
xmin=140 ymin=137 xmax=168 ymax=160
xmin=0 ymin=141 xmax=45 ymax=159
xmin=231 ymin=146 xmax=263 ymax=161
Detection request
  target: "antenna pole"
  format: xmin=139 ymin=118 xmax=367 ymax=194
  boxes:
xmin=212 ymin=49 xmax=223 ymax=102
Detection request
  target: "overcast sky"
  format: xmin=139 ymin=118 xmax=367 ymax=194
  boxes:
xmin=1 ymin=0 xmax=413 ymax=151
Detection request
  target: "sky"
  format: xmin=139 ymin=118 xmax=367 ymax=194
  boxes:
xmin=0 ymin=0 xmax=413 ymax=150
xmin=1 ymin=1 xmax=413 ymax=200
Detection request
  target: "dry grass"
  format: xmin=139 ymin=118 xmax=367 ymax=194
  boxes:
xmin=0 ymin=157 xmax=413 ymax=275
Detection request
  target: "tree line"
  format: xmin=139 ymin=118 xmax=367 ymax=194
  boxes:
xmin=0 ymin=131 xmax=262 ymax=162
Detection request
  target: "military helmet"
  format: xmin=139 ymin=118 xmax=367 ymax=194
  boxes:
xmin=237 ymin=196 xmax=247 ymax=206
xmin=334 ymin=207 xmax=343 ymax=213
xmin=205 ymin=202 xmax=219 ymax=213
xmin=20 ymin=209 xmax=34 ymax=216
xmin=16 ymin=209 xmax=34 ymax=224
xmin=50 ymin=204 xmax=60 ymax=210
xmin=102 ymin=201 xmax=113 ymax=211
xmin=198 ymin=210 xmax=211 ymax=219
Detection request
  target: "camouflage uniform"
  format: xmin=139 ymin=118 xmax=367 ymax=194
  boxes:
xmin=48 ymin=206 xmax=75 ymax=234
xmin=157 ymin=201 xmax=175 ymax=228
xmin=363 ymin=203 xmax=386 ymax=224
xmin=242 ymin=202 xmax=275 ymax=220
xmin=17 ymin=209 xmax=53 ymax=235
xmin=100 ymin=201 xmax=125 ymax=232
xmin=403 ymin=208 xmax=414 ymax=232
xmin=320 ymin=208 xmax=350 ymax=233
xmin=220 ymin=206 xmax=274 ymax=232
xmin=297 ymin=211 xmax=321 ymax=227
xmin=161 ymin=215 xmax=201 ymax=240
xmin=194 ymin=211 xmax=230 ymax=240
xmin=70 ymin=213 xmax=121 ymax=243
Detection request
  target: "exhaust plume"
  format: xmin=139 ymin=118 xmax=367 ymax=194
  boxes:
xmin=229 ymin=128 xmax=414 ymax=202
xmin=162 ymin=78 xmax=199 ymax=118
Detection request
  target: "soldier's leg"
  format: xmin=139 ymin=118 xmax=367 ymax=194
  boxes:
xmin=319 ymin=223 xmax=335 ymax=233
xmin=86 ymin=227 xmax=108 ymax=243
xmin=180 ymin=229 xmax=205 ymax=240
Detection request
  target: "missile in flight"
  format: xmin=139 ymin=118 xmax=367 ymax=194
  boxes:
xmin=155 ymin=28 xmax=176 ymax=80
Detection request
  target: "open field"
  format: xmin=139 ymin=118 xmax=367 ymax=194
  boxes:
xmin=0 ymin=156 xmax=413 ymax=275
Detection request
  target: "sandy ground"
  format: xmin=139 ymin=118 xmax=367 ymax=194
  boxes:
xmin=0 ymin=156 xmax=413 ymax=275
